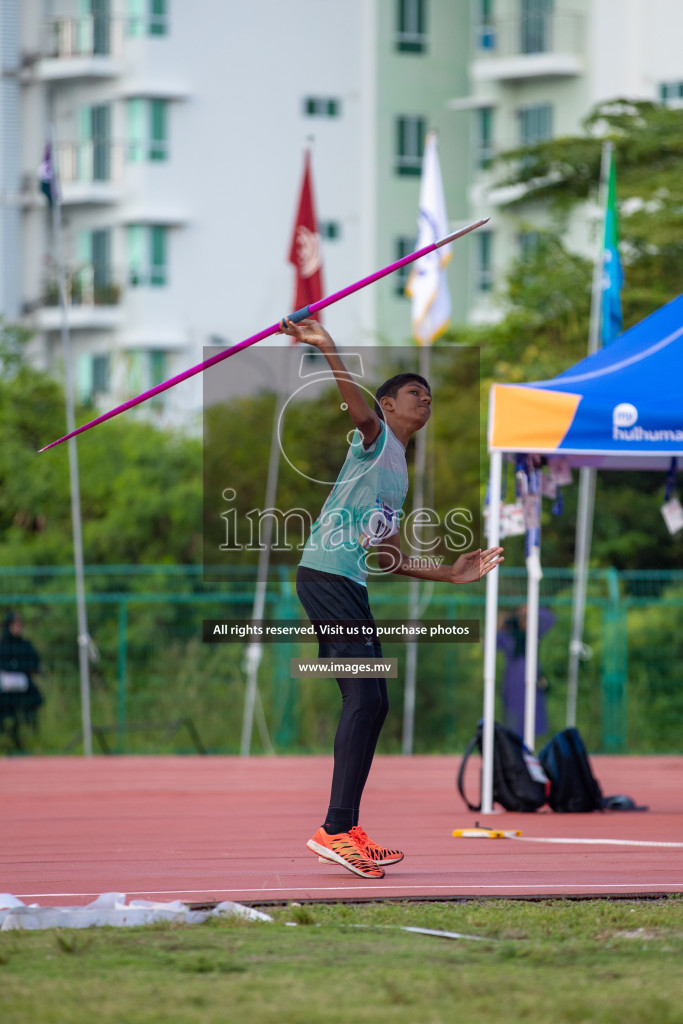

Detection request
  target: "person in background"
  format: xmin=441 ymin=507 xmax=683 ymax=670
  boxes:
xmin=0 ymin=611 xmax=44 ymax=751
xmin=497 ymin=604 xmax=555 ymax=740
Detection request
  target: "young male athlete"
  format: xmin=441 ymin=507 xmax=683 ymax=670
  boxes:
xmin=280 ymin=316 xmax=504 ymax=879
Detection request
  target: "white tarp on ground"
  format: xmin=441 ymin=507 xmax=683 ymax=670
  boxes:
xmin=0 ymin=892 xmax=272 ymax=930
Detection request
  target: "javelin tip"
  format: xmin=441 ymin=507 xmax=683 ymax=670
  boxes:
xmin=435 ymin=217 xmax=490 ymax=248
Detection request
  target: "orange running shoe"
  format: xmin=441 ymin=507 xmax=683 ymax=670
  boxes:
xmin=349 ymin=825 xmax=404 ymax=866
xmin=307 ymin=827 xmax=385 ymax=878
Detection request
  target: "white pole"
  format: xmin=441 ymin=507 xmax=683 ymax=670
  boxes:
xmin=402 ymin=344 xmax=430 ymax=755
xmin=523 ymin=497 xmax=542 ymax=751
xmin=482 ymin=450 xmax=502 ymax=814
xmin=566 ymin=141 xmax=612 ymax=726
xmin=50 ymin=134 xmax=93 ymax=757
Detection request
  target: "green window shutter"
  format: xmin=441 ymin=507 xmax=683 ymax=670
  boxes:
xmin=77 ymin=353 xmax=94 ymax=404
xmin=150 ymin=350 xmax=167 ymax=386
xmin=127 ymin=350 xmax=146 ymax=394
xmin=150 ymin=226 xmax=167 ymax=286
xmin=127 ymin=0 xmax=144 ymax=36
xmin=77 ymin=107 xmax=91 ymax=182
xmin=91 ymin=228 xmax=111 ymax=290
xmin=149 ymin=100 xmax=167 ymax=160
xmin=76 ymin=231 xmax=92 ymax=300
xmin=128 ymin=225 xmax=145 ymax=285
xmin=395 ymin=236 xmax=416 ymax=295
xmin=78 ymin=106 xmax=92 ymax=141
xmin=91 ymin=104 xmax=111 ymax=181
xmin=92 ymin=355 xmax=110 ymax=394
xmin=127 ymin=98 xmax=145 ymax=162
xmin=150 ymin=0 xmax=167 ymax=35
xmin=77 ymin=230 xmax=92 ymax=264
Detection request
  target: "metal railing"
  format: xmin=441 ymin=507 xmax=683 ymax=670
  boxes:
xmin=474 ymin=10 xmax=585 ymax=60
xmin=56 ymin=141 xmax=125 ymax=186
xmin=42 ymin=263 xmax=122 ymax=307
xmin=43 ymin=16 xmax=125 ymax=60
xmin=1 ymin=566 xmax=683 ymax=756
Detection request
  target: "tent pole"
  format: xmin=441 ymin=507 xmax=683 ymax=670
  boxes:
xmin=523 ymin=500 xmax=542 ymax=751
xmin=567 ymin=466 xmax=596 ymax=726
xmin=567 ymin=141 xmax=611 ymax=727
xmin=482 ymin=450 xmax=502 ymax=814
xmin=402 ymin=345 xmax=430 ymax=755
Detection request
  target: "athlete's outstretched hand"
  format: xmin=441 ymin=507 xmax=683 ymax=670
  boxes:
xmin=279 ymin=317 xmax=334 ymax=351
xmin=448 ymin=547 xmax=504 ymax=584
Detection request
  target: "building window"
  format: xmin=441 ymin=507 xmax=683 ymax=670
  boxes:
xmin=394 ymin=236 xmax=416 ymax=295
xmin=128 ymin=225 xmax=168 ymax=286
xmin=303 ymin=97 xmax=341 ymax=117
xmin=477 ymin=107 xmax=494 ymax=169
xmin=127 ymin=99 xmax=169 ymax=162
xmin=77 ymin=353 xmax=110 ymax=404
xmin=319 ymin=220 xmax=342 ymax=241
xmin=519 ymin=230 xmax=540 ymax=259
xmin=126 ymin=350 xmax=168 ymax=399
xmin=476 ymin=232 xmax=493 ymax=292
xmin=128 ymin=0 xmax=168 ymax=37
xmin=518 ymin=103 xmax=553 ymax=147
xmin=76 ymin=104 xmax=112 ymax=182
xmin=396 ymin=0 xmax=427 ymax=53
xmin=476 ymin=0 xmax=496 ymax=50
xmin=521 ymin=0 xmax=553 ymax=55
xmin=77 ymin=228 xmax=116 ymax=303
xmin=395 ymin=116 xmax=425 ymax=175
xmin=659 ymin=81 xmax=683 ymax=105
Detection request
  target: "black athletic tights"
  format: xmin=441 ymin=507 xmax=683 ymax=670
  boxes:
xmin=296 ymin=565 xmax=389 ymax=834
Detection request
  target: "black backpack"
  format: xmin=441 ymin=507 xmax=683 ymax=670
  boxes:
xmin=538 ymin=727 xmax=603 ymax=813
xmin=458 ymin=721 xmax=548 ymax=813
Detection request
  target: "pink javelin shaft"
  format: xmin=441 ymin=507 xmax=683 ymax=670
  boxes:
xmin=40 ymin=217 xmax=489 ymax=452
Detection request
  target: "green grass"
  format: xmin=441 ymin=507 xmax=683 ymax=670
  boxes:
xmin=3 ymin=899 xmax=683 ymax=1023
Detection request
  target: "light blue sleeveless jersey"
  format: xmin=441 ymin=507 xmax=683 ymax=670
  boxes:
xmin=299 ymin=421 xmax=409 ymax=585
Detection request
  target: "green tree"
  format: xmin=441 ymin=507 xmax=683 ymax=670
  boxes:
xmin=442 ymin=100 xmax=683 ymax=570
xmin=0 ymin=322 xmax=203 ymax=567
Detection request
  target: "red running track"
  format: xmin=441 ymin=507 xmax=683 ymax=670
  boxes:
xmin=2 ymin=755 xmax=682 ymax=906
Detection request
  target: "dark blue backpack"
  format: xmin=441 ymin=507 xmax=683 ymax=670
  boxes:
xmin=458 ymin=721 xmax=548 ymax=813
xmin=538 ymin=728 xmax=603 ymax=813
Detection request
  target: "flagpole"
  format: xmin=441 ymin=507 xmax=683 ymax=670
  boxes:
xmin=241 ymin=144 xmax=323 ymax=755
xmin=402 ymin=130 xmax=450 ymax=755
xmin=47 ymin=132 xmax=94 ymax=756
xmin=40 ymin=218 xmax=488 ymax=452
xmin=566 ymin=140 xmax=613 ymax=728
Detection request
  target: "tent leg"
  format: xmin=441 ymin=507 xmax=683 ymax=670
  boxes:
xmin=482 ymin=451 xmax=502 ymax=814
xmin=523 ymin=528 xmax=542 ymax=752
xmin=567 ymin=465 xmax=596 ymax=727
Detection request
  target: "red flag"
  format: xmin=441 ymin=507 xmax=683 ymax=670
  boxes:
xmin=288 ymin=150 xmax=324 ymax=326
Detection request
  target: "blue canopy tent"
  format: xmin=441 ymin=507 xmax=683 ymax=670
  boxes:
xmin=479 ymin=294 xmax=683 ymax=813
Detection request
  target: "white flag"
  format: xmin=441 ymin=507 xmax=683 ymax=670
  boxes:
xmin=406 ymin=130 xmax=452 ymax=345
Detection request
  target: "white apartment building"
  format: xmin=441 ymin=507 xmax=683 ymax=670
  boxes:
xmin=1 ymin=0 xmax=474 ymax=425
xmin=3 ymin=1 xmax=683 ymax=424
xmin=451 ymin=0 xmax=683 ymax=323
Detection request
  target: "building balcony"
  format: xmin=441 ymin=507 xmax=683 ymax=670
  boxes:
xmin=56 ymin=141 xmax=125 ymax=205
xmin=26 ymin=265 xmax=124 ymax=332
xmin=472 ymin=11 xmax=585 ymax=82
xmin=36 ymin=17 xmax=124 ymax=80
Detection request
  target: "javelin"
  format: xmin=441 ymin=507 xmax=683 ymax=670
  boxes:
xmin=40 ymin=216 xmax=489 ymax=452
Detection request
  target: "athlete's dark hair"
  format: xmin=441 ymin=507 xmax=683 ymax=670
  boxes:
xmin=374 ymin=373 xmax=431 ymax=420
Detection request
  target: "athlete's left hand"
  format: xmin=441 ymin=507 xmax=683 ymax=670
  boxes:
xmin=448 ymin=547 xmax=504 ymax=584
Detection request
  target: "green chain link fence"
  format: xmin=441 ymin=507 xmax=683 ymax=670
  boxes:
xmin=1 ymin=565 xmax=682 ymax=755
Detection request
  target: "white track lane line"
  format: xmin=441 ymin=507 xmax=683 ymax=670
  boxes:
xmin=509 ymin=837 xmax=683 ymax=848
xmin=15 ymin=882 xmax=683 ymax=900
